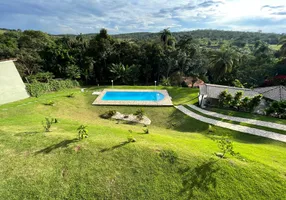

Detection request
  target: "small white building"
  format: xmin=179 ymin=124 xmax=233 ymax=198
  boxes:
xmin=0 ymin=60 xmax=30 ymax=105
xmin=199 ymin=84 xmax=286 ymax=108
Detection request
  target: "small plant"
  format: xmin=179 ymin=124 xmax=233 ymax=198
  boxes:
xmin=215 ymin=137 xmax=235 ymax=158
xmin=208 ymin=124 xmax=214 ymax=133
xmin=159 ymin=149 xmax=178 ymax=164
xmin=44 ymin=100 xmax=55 ymax=106
xmin=210 ymin=134 xmax=239 ymax=159
xmin=127 ymin=130 xmax=136 ymax=142
xmin=134 ymin=108 xmax=145 ymax=120
xmin=66 ymin=93 xmax=75 ymax=98
xmin=100 ymin=110 xmax=117 ymax=119
xmin=77 ymin=125 xmax=88 ymax=140
xmin=143 ymin=128 xmax=149 ymax=134
xmin=42 ymin=118 xmax=57 ymax=132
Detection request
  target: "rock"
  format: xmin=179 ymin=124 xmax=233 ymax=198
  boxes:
xmin=111 ymin=112 xmax=151 ymax=125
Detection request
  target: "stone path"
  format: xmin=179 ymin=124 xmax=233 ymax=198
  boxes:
xmin=188 ymin=104 xmax=286 ymax=131
xmin=176 ymin=105 xmax=286 ymax=143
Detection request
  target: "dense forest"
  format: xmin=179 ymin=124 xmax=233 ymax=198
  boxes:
xmin=0 ymin=28 xmax=285 ymax=87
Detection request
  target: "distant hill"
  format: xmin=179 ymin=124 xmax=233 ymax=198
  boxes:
xmin=0 ymin=28 xmax=283 ymax=45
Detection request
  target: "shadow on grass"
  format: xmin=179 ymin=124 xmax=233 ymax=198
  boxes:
xmin=206 ymin=125 xmax=285 ymax=145
xmin=35 ymin=138 xmax=78 ymax=154
xmin=100 ymin=141 xmax=130 ymax=153
xmin=14 ymin=131 xmax=40 ymax=136
xmin=179 ymin=159 xmax=219 ymax=199
xmin=168 ymin=109 xmax=209 ymax=133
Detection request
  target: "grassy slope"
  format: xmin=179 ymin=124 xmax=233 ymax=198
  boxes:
xmin=0 ymin=86 xmax=286 ymax=200
xmin=185 ymin=106 xmax=286 ymax=135
xmin=208 ymin=107 xmax=286 ymax=125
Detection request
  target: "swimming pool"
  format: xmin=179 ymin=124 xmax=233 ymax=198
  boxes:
xmin=93 ymin=89 xmax=173 ymax=106
xmin=102 ymin=91 xmax=165 ymax=101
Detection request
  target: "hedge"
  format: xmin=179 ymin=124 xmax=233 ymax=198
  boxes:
xmin=26 ymin=79 xmax=80 ymax=97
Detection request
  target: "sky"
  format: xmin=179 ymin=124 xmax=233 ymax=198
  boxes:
xmin=0 ymin=0 xmax=285 ymax=34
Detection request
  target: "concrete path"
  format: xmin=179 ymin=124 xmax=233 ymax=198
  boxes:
xmin=188 ymin=104 xmax=286 ymax=131
xmin=176 ymin=105 xmax=286 ymax=143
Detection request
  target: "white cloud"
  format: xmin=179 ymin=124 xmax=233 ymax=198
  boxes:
xmin=0 ymin=0 xmax=285 ymax=34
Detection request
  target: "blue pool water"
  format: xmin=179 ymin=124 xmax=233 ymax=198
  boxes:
xmin=102 ymin=91 xmax=165 ymax=101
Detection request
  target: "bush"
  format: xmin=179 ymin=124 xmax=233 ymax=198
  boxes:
xmin=77 ymin=125 xmax=88 ymax=140
xmin=218 ymin=91 xmax=262 ymax=112
xmin=159 ymin=149 xmax=178 ymax=164
xmin=143 ymin=128 xmax=149 ymax=134
xmin=66 ymin=93 xmax=75 ymax=98
xmin=134 ymin=108 xmax=144 ymax=120
xmin=44 ymin=100 xmax=55 ymax=106
xmin=127 ymin=130 xmax=136 ymax=142
xmin=266 ymin=101 xmax=286 ymax=119
xmin=161 ymin=76 xmax=171 ymax=86
xmin=26 ymin=79 xmax=79 ymax=97
xmin=27 ymin=72 xmax=55 ymax=83
xmin=248 ymin=94 xmax=263 ymax=112
xmin=100 ymin=110 xmax=117 ymax=119
xmin=230 ymin=91 xmax=243 ymax=109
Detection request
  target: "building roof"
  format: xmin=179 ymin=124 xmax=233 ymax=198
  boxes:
xmin=200 ymin=84 xmax=259 ymax=99
xmin=254 ymin=85 xmax=286 ymax=101
xmin=200 ymin=84 xmax=286 ymax=101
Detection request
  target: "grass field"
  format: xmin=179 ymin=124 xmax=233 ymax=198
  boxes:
xmin=208 ymin=107 xmax=286 ymax=125
xmin=269 ymin=44 xmax=282 ymax=51
xmin=185 ymin=106 xmax=286 ymax=135
xmin=0 ymin=86 xmax=286 ymax=199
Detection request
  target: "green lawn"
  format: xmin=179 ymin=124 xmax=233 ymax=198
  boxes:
xmin=208 ymin=107 xmax=286 ymax=125
xmin=0 ymin=86 xmax=286 ymax=199
xmin=185 ymin=106 xmax=286 ymax=135
xmin=269 ymin=44 xmax=282 ymax=51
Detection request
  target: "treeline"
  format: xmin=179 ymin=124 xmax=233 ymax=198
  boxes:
xmin=0 ymin=28 xmax=285 ymax=87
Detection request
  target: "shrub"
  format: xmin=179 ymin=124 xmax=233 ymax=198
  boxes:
xmin=230 ymin=91 xmax=243 ymax=109
xmin=77 ymin=125 xmax=88 ymax=140
xmin=127 ymin=130 xmax=136 ymax=142
xmin=134 ymin=108 xmax=144 ymax=120
xmin=240 ymin=97 xmax=250 ymax=111
xmin=42 ymin=118 xmax=57 ymax=132
xmin=218 ymin=90 xmax=228 ymax=107
xmin=248 ymin=94 xmax=263 ymax=112
xmin=27 ymin=72 xmax=55 ymax=83
xmin=44 ymin=100 xmax=55 ymax=106
xmin=159 ymin=149 xmax=178 ymax=164
xmin=266 ymin=101 xmax=286 ymax=119
xmin=26 ymin=79 xmax=79 ymax=97
xmin=161 ymin=76 xmax=171 ymax=86
xmin=143 ymin=128 xmax=149 ymax=134
xmin=100 ymin=110 xmax=117 ymax=119
xmin=66 ymin=93 xmax=75 ymax=98
xmin=218 ymin=90 xmax=262 ymax=112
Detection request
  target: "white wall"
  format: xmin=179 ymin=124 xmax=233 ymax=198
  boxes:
xmin=0 ymin=60 xmax=29 ymax=105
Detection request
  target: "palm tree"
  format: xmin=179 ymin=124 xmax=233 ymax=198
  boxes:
xmin=279 ymin=36 xmax=286 ymax=57
xmin=109 ymin=63 xmax=131 ymax=84
xmin=160 ymin=29 xmax=173 ymax=47
xmin=209 ymin=48 xmax=240 ymax=81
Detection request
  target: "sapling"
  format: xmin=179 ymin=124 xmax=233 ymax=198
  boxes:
xmin=77 ymin=125 xmax=88 ymax=140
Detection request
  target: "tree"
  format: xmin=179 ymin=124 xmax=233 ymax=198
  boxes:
xmin=109 ymin=63 xmax=138 ymax=84
xmin=279 ymin=36 xmax=286 ymax=57
xmin=209 ymin=47 xmax=241 ymax=82
xmin=160 ymin=28 xmax=176 ymax=48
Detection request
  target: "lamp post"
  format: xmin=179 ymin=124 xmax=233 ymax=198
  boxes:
xmin=154 ymin=81 xmax=157 ymax=90
xmin=111 ymin=80 xmax=113 ymax=89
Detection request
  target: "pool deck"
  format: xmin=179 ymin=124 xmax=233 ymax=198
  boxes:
xmin=92 ymin=89 xmax=173 ymax=106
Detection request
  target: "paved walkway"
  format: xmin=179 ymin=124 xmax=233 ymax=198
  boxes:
xmin=187 ymin=104 xmax=286 ymax=131
xmin=175 ymin=105 xmax=286 ymax=143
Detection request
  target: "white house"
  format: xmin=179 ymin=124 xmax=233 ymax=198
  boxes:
xmin=0 ymin=60 xmax=30 ymax=105
xmin=199 ymin=84 xmax=286 ymax=108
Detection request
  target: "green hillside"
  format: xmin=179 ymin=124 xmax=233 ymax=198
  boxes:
xmin=0 ymin=86 xmax=286 ymax=199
